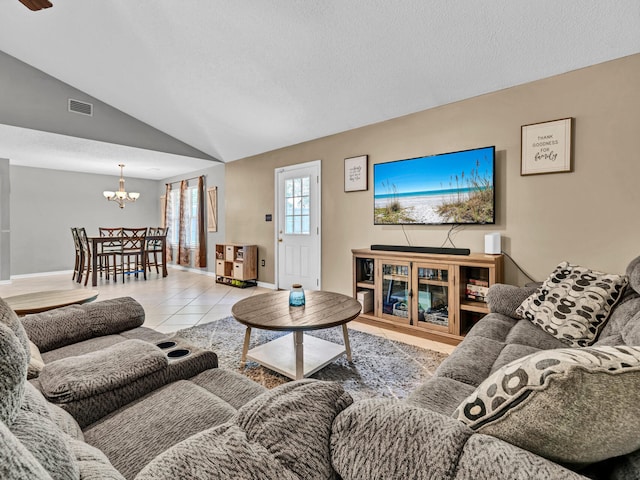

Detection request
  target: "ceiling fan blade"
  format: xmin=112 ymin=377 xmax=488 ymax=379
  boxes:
xmin=19 ymin=0 xmax=53 ymax=11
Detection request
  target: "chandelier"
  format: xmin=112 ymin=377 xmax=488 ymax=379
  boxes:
xmin=103 ymin=164 xmax=140 ymax=209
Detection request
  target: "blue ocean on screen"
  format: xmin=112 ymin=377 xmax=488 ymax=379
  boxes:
xmin=374 ymin=186 xmax=482 ymax=200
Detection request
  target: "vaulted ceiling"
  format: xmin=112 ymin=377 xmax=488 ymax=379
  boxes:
xmin=0 ymin=1 xmax=639 ymax=178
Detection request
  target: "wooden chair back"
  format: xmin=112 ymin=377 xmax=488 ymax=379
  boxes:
xmin=121 ymin=227 xmax=148 ymax=253
xmin=99 ymin=227 xmax=123 ymax=252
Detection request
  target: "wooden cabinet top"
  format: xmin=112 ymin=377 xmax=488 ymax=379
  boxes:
xmin=352 ymin=248 xmax=502 ymax=266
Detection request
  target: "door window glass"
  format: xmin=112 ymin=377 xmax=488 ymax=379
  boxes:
xmin=284 ymin=177 xmax=310 ymax=235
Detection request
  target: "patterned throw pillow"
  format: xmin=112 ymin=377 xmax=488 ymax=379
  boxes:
xmin=515 ymin=262 xmax=628 ymax=347
xmin=453 ymin=346 xmax=640 ymax=465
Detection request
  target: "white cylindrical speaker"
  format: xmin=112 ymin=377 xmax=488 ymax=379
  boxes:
xmin=484 ymin=232 xmax=501 ymax=255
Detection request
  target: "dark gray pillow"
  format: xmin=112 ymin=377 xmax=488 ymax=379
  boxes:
xmin=0 ymin=297 xmax=30 ymax=355
xmin=0 ymin=420 xmax=54 ymax=480
xmin=11 ymin=410 xmax=79 ymax=480
xmin=453 ymin=346 xmax=640 ymax=465
xmin=516 ymin=262 xmax=628 ymax=346
xmin=8 ymin=380 xmax=79 ymax=480
xmin=136 ymin=380 xmax=352 ymax=479
xmin=0 ymin=323 xmax=28 ymax=425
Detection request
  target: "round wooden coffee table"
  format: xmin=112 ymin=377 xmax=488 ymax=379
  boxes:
xmin=231 ymin=290 xmax=362 ymax=380
xmin=4 ymin=289 xmax=99 ymax=316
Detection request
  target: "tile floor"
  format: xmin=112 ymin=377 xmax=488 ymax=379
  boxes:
xmin=0 ymin=268 xmax=455 ymax=355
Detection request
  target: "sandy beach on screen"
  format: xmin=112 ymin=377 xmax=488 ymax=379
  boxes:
xmin=375 ymin=193 xmax=458 ymax=223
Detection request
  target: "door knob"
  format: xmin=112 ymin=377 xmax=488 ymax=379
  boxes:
xmin=278 ymin=239 xmax=283 ymax=242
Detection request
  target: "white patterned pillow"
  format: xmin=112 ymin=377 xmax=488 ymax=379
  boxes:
xmin=453 ymin=346 xmax=640 ymax=465
xmin=515 ymin=262 xmax=628 ymax=346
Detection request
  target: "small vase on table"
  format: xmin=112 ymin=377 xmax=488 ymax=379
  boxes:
xmin=289 ymin=284 xmax=305 ymax=307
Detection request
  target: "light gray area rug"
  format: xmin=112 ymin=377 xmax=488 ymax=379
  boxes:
xmin=174 ymin=316 xmax=449 ymax=401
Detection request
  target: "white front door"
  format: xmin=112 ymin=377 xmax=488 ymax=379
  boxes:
xmin=275 ymin=160 xmax=321 ymax=291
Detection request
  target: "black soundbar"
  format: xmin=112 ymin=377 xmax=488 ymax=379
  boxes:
xmin=371 ymin=245 xmax=471 ymax=256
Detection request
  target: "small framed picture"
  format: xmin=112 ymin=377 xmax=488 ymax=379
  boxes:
xmin=344 ymin=155 xmax=368 ymax=192
xmin=521 ymin=118 xmax=573 ymax=176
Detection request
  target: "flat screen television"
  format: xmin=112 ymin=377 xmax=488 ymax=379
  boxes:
xmin=373 ymin=146 xmax=495 ymax=225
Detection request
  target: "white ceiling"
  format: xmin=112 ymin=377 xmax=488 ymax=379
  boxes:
xmin=0 ymin=1 xmax=639 ymax=179
xmin=0 ymin=124 xmax=217 ymax=180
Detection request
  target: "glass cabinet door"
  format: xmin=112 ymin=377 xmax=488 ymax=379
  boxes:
xmin=414 ymin=265 xmax=452 ymax=332
xmin=380 ymin=262 xmax=410 ymax=324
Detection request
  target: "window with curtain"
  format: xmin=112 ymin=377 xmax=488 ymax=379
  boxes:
xmin=164 ymin=177 xmax=207 ymax=268
xmin=167 ymin=185 xmax=199 ymax=248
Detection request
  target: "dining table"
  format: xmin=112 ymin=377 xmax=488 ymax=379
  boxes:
xmin=88 ymin=234 xmax=168 ymax=287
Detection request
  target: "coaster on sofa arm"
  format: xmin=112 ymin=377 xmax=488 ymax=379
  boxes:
xmin=515 ymin=262 xmax=628 ymax=347
xmin=452 ymin=346 xmax=640 ymax=466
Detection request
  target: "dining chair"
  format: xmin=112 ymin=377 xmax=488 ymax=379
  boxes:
xmin=77 ymin=227 xmax=93 ymax=286
xmin=145 ymin=227 xmax=168 ymax=274
xmin=98 ymin=227 xmax=123 ymax=280
xmin=70 ymin=227 xmax=82 ymax=282
xmin=118 ymin=227 xmax=148 ymax=283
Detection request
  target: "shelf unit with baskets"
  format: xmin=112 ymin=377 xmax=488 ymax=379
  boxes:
xmin=215 ymin=244 xmax=258 ymax=288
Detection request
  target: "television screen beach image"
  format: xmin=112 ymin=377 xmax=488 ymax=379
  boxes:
xmin=373 ymin=146 xmax=495 ymax=225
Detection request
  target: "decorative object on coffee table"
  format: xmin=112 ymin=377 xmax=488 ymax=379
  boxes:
xmin=288 ymin=284 xmax=305 ymax=307
xmin=4 ymin=289 xmax=99 ymax=316
xmin=232 ymin=290 xmax=362 ymax=380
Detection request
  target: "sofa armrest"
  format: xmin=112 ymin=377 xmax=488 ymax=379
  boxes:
xmin=21 ymin=297 xmax=145 ymax=353
xmin=39 ymin=340 xmax=167 ymax=403
xmin=331 ymin=399 xmax=472 ymax=480
xmin=486 ymin=283 xmax=538 ymax=318
xmin=456 ymin=434 xmax=588 ymax=479
xmin=38 ymin=339 xmax=168 ymax=426
xmin=330 ymin=399 xmax=587 ymax=480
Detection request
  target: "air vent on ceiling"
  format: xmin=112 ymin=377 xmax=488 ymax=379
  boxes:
xmin=68 ymin=99 xmax=93 ymax=116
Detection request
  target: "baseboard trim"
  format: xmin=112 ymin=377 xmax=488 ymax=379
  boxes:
xmin=6 ymin=265 xmax=275 ymax=290
xmin=167 ymin=264 xmax=215 ymax=276
xmin=10 ymin=270 xmax=74 ymax=280
xmin=166 ymin=264 xmax=275 ymax=289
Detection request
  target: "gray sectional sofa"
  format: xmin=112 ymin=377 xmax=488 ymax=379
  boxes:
xmin=1 ymin=296 xmax=275 ymax=479
xmin=332 ymin=257 xmax=640 ymax=480
xmin=2 ymin=256 xmax=640 ymax=479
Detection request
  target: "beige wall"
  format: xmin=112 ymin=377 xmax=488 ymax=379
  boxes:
xmin=226 ymin=54 xmax=640 ymax=294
